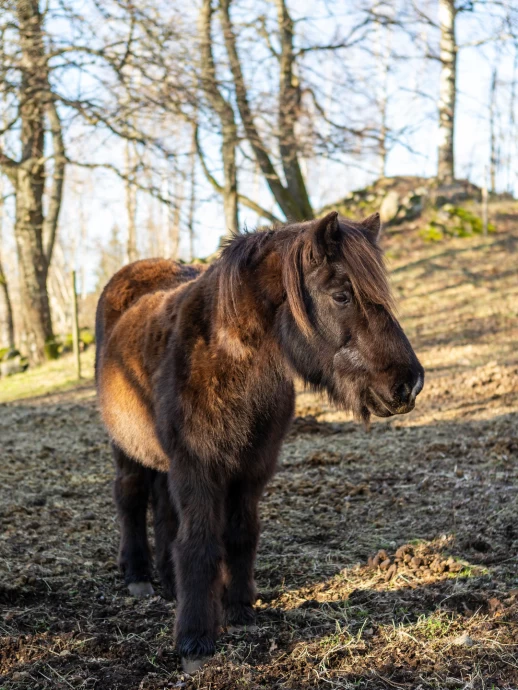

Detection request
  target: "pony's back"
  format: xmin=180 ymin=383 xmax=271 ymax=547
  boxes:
xmin=95 ymin=259 xmax=204 ymax=379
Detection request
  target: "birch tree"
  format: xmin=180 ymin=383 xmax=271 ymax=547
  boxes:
xmin=437 ymin=0 xmax=457 ymax=182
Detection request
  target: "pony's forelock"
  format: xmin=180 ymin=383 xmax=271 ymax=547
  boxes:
xmin=282 ymin=220 xmax=395 ymax=336
xmin=282 ymin=236 xmax=314 ymax=337
xmin=338 ymin=224 xmax=396 ymax=317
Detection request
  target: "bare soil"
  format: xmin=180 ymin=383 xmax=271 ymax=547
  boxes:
xmin=1 ymin=204 xmax=517 ymax=689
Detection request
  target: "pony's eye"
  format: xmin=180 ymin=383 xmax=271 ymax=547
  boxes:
xmin=332 ymin=292 xmax=350 ymax=305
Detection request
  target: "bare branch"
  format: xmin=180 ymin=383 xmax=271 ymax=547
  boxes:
xmin=195 ymin=125 xmax=280 ymax=224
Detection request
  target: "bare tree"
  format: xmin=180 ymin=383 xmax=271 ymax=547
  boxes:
xmin=125 ymin=141 xmax=139 ymax=262
xmin=188 ymin=127 xmax=197 ymax=261
xmin=437 ymin=0 xmax=457 ymax=182
xmin=489 ymin=66 xmax=498 ymax=193
xmin=219 ymin=0 xmax=313 ymax=221
xmin=372 ymin=2 xmax=393 ymax=177
xmin=198 ymin=0 xmax=239 ymax=236
xmin=0 ymin=0 xmax=65 ymax=362
xmin=274 ymin=0 xmax=313 ymax=219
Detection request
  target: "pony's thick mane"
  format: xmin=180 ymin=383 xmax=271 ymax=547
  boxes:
xmin=217 ymin=219 xmax=395 ymax=334
xmin=217 ymin=227 xmax=277 ymax=323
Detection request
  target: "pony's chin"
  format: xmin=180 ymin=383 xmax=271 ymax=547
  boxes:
xmin=364 ymin=389 xmax=396 ymax=418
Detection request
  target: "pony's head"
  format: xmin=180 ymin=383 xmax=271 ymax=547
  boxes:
xmin=278 ymin=211 xmax=424 ymax=423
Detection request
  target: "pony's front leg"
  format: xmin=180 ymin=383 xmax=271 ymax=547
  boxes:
xmin=223 ymin=479 xmax=262 ymax=629
xmin=170 ymin=462 xmax=225 ymax=670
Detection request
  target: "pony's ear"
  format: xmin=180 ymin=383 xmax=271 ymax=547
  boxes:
xmin=312 ymin=211 xmax=341 ymax=260
xmin=361 ymin=212 xmax=381 ymax=243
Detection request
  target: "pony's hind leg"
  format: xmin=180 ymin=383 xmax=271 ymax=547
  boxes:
xmin=222 ymin=479 xmax=262 ymax=629
xmin=112 ymin=443 xmax=154 ymax=597
xmin=151 ymin=471 xmax=178 ymax=599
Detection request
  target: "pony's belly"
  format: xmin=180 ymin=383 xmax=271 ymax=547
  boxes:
xmin=99 ymin=365 xmax=170 ymax=473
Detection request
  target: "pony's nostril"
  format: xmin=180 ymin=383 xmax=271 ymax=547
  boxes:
xmin=396 ymin=383 xmax=412 ymax=405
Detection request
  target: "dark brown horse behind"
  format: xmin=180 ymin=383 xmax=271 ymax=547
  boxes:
xmin=95 ymin=211 xmax=424 ymax=669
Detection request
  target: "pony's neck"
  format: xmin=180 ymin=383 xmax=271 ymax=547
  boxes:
xmin=212 ymin=244 xmax=284 ymax=361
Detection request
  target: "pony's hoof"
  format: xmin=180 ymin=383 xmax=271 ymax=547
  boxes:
xmin=176 ymin=633 xmax=215 ymax=666
xmin=182 ymin=657 xmax=210 ymax=673
xmin=128 ymin=581 xmax=154 ymax=597
xmin=160 ymin=581 xmax=176 ymax=601
xmin=225 ymin=602 xmax=256 ymax=627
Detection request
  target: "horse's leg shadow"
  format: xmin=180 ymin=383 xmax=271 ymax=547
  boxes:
xmin=112 ymin=443 xmax=154 ymax=597
xmin=151 ymin=470 xmax=178 ymax=600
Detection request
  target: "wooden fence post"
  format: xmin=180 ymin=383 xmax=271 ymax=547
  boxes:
xmin=71 ymin=270 xmax=81 ymax=380
xmin=482 ymin=167 xmax=489 ymax=237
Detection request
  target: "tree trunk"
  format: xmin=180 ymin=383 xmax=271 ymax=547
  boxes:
xmin=0 ymin=178 xmax=15 ymax=349
xmin=0 ymin=258 xmax=15 ymax=350
xmin=188 ymin=128 xmax=197 ymax=261
xmin=43 ymin=99 xmax=65 ymax=265
xmin=275 ymin=0 xmax=313 ymax=219
xmin=15 ymin=166 xmax=53 ymax=360
xmin=221 ymin=124 xmax=239 ymax=235
xmin=489 ymin=67 xmax=497 ymax=194
xmin=167 ymin=165 xmax=182 ymax=259
xmin=219 ymin=0 xmax=309 ymax=221
xmin=375 ymin=8 xmax=392 ymax=178
xmin=11 ymin=0 xmax=56 ymax=363
xmin=199 ymin=0 xmax=239 ymax=236
xmin=437 ymin=0 xmax=456 ymax=183
xmin=125 ymin=141 xmax=139 ymax=262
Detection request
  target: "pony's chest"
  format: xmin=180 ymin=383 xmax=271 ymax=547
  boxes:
xmin=175 ymin=364 xmax=293 ymax=460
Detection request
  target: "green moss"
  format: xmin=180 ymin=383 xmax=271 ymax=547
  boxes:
xmin=44 ymin=338 xmax=60 ymax=360
xmin=80 ymin=328 xmax=95 ymax=347
xmin=421 ymin=206 xmax=495 ymax=242
xmin=444 ymin=205 xmax=495 ymax=236
xmin=0 ymin=347 xmax=20 ymax=360
xmin=420 ymin=224 xmax=445 ymax=242
xmin=59 ymin=328 xmax=95 ymax=354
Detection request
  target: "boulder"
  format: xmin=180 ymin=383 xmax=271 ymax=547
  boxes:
xmin=1 ymin=354 xmax=28 ymax=377
xmin=0 ymin=349 xmax=29 ymax=377
xmin=380 ymin=190 xmax=400 ymax=224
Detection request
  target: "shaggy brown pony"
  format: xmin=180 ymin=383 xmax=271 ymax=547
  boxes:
xmin=95 ymin=211 xmax=424 ymax=669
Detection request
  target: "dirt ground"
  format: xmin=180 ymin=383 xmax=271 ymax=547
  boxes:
xmin=1 ymin=204 xmax=517 ymax=689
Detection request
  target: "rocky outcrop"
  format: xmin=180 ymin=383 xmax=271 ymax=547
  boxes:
xmin=324 ymin=176 xmax=484 ymax=228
